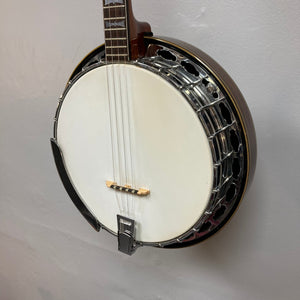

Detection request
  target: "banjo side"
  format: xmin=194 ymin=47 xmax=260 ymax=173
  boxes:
xmin=51 ymin=0 xmax=256 ymax=254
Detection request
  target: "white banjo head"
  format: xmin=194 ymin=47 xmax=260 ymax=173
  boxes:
xmin=56 ymin=64 xmax=214 ymax=243
xmin=52 ymin=38 xmax=256 ymax=253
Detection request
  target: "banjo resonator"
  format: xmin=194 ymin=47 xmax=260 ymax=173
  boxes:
xmin=51 ymin=0 xmax=256 ymax=255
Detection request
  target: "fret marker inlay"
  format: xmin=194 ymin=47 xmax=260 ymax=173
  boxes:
xmin=104 ymin=0 xmax=124 ymax=5
xmin=105 ymin=20 xmax=126 ymax=28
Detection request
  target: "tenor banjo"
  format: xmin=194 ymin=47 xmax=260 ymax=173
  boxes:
xmin=51 ymin=0 xmax=256 ymax=255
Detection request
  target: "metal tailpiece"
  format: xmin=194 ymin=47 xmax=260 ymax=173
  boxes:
xmin=117 ymin=215 xmax=138 ymax=255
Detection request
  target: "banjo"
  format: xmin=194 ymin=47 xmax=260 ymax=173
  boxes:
xmin=51 ymin=0 xmax=256 ymax=255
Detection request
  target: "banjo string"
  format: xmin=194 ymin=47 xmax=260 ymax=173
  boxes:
xmin=114 ymin=5 xmax=125 ymax=214
xmin=125 ymin=1 xmax=135 ymax=218
xmin=107 ymin=2 xmax=136 ymax=217
xmin=124 ymin=65 xmax=135 ymax=218
xmin=106 ymin=4 xmax=122 ymax=213
xmin=115 ymin=8 xmax=128 ymax=216
xmin=118 ymin=63 xmax=130 ymax=216
xmin=113 ymin=63 xmax=124 ymax=214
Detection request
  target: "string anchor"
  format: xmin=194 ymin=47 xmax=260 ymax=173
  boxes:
xmin=117 ymin=215 xmax=139 ymax=255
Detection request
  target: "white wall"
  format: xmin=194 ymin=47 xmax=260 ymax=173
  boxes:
xmin=0 ymin=0 xmax=299 ymax=299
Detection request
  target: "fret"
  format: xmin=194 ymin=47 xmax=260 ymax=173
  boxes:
xmin=106 ymin=45 xmax=127 ymax=48
xmin=106 ymin=54 xmax=128 ymax=57
xmin=104 ymin=17 xmax=126 ymax=20
xmin=105 ymin=37 xmax=127 ymax=40
xmin=104 ymin=28 xmax=126 ymax=31
xmin=103 ymin=5 xmax=125 ymax=9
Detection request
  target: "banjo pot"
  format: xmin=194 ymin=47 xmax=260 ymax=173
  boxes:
xmin=51 ymin=1 xmax=256 ymax=255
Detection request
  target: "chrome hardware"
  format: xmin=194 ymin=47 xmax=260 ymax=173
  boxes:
xmin=117 ymin=215 xmax=138 ymax=255
xmin=53 ymin=41 xmax=247 ymax=249
xmin=134 ymin=46 xmax=245 ymax=244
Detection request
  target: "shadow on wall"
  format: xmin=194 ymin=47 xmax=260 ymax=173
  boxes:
xmin=186 ymin=165 xmax=267 ymax=291
xmin=191 ymin=168 xmax=264 ymax=261
xmin=183 ymin=106 xmax=300 ymax=298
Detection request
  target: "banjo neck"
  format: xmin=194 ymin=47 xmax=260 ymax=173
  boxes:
xmin=102 ymin=0 xmax=152 ymax=63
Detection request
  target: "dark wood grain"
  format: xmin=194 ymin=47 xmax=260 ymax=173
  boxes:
xmin=102 ymin=0 xmax=152 ymax=62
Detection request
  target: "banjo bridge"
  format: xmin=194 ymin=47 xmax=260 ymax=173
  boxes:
xmin=106 ymin=181 xmax=150 ymax=196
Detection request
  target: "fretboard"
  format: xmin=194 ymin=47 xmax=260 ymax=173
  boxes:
xmin=103 ymin=0 xmax=129 ymax=63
